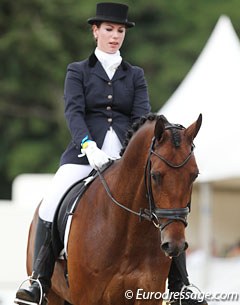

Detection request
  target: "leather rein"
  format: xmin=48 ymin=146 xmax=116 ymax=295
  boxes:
xmin=97 ymin=124 xmax=193 ymax=231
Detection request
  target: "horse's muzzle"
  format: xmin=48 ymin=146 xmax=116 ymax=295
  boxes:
xmin=161 ymin=240 xmax=188 ymax=257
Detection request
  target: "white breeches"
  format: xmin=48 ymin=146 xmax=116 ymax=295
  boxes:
xmin=39 ymin=127 xmax=122 ymax=222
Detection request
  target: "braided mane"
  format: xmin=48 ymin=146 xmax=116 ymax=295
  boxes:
xmin=120 ymin=113 xmax=158 ymax=156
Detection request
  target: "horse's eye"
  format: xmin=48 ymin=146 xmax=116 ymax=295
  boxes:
xmin=151 ymin=171 xmax=161 ymax=183
xmin=192 ymin=171 xmax=199 ymax=181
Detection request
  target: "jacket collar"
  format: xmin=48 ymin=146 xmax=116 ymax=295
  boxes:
xmin=88 ymin=52 xmax=128 ymax=72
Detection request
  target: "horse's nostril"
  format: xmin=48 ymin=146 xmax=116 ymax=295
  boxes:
xmin=161 ymin=241 xmax=187 ymax=257
xmin=161 ymin=242 xmax=170 ymax=253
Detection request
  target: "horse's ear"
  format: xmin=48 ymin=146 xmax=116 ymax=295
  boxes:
xmin=185 ymin=113 xmax=202 ymax=142
xmin=154 ymin=115 xmax=167 ymax=141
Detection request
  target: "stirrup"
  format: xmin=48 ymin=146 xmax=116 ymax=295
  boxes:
xmin=166 ymin=283 xmax=203 ymax=305
xmin=14 ymin=275 xmax=45 ymax=305
xmin=179 ymin=283 xmax=202 ymax=305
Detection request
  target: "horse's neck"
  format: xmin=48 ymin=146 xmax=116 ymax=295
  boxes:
xmin=101 ymin=129 xmax=161 ymax=256
xmin=111 ymin=154 xmax=160 ymax=256
xmin=113 ymin=126 xmax=153 ymax=215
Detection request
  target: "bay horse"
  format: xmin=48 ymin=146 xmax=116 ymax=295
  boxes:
xmin=26 ymin=113 xmax=202 ymax=305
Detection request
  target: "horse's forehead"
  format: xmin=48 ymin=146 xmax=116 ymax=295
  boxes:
xmin=159 ymin=128 xmax=185 ymax=147
xmin=154 ymin=129 xmax=196 ymax=165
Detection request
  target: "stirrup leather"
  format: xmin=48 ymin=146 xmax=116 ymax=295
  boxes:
xmin=14 ymin=276 xmax=47 ymax=305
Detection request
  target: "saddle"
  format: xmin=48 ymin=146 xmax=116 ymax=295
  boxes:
xmin=51 ymin=161 xmax=113 ymax=259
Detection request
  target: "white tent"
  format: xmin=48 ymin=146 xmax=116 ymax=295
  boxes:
xmin=158 ymin=15 xmax=240 ymax=274
xmin=159 ymin=15 xmax=240 ymax=183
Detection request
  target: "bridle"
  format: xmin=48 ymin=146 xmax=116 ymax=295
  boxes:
xmin=144 ymin=128 xmax=193 ymax=230
xmin=97 ymin=124 xmax=194 ymax=231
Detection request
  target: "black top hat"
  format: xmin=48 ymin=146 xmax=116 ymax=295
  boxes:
xmin=87 ymin=2 xmax=135 ymax=28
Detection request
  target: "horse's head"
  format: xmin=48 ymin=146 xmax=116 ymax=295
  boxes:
xmin=146 ymin=114 xmax=202 ymax=257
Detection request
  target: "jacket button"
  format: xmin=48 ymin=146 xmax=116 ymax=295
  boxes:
xmin=106 ymin=106 xmax=111 ymax=110
xmin=107 ymin=118 xmax=113 ymax=123
xmin=108 ymin=82 xmax=112 ymax=86
xmin=107 ymin=95 xmax=113 ymax=100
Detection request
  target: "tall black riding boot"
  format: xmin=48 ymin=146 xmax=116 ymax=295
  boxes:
xmin=168 ymin=252 xmax=208 ymax=305
xmin=15 ymin=217 xmax=55 ymax=305
xmin=168 ymin=251 xmax=190 ymax=293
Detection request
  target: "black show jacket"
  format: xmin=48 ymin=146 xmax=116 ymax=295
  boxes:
xmin=60 ymin=53 xmax=151 ymax=165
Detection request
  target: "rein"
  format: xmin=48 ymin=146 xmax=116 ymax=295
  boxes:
xmin=97 ymin=168 xmax=144 ymax=219
xmin=97 ymin=124 xmax=193 ymax=230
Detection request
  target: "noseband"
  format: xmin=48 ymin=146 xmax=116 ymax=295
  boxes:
xmin=97 ymin=123 xmax=194 ymax=230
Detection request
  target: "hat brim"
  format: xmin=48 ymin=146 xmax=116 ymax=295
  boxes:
xmin=87 ymin=17 xmax=135 ymax=28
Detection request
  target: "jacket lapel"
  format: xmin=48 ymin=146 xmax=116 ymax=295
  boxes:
xmin=93 ymin=61 xmax=110 ymax=81
xmin=88 ymin=52 xmax=129 ymax=82
xmin=111 ymin=63 xmax=128 ymax=82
